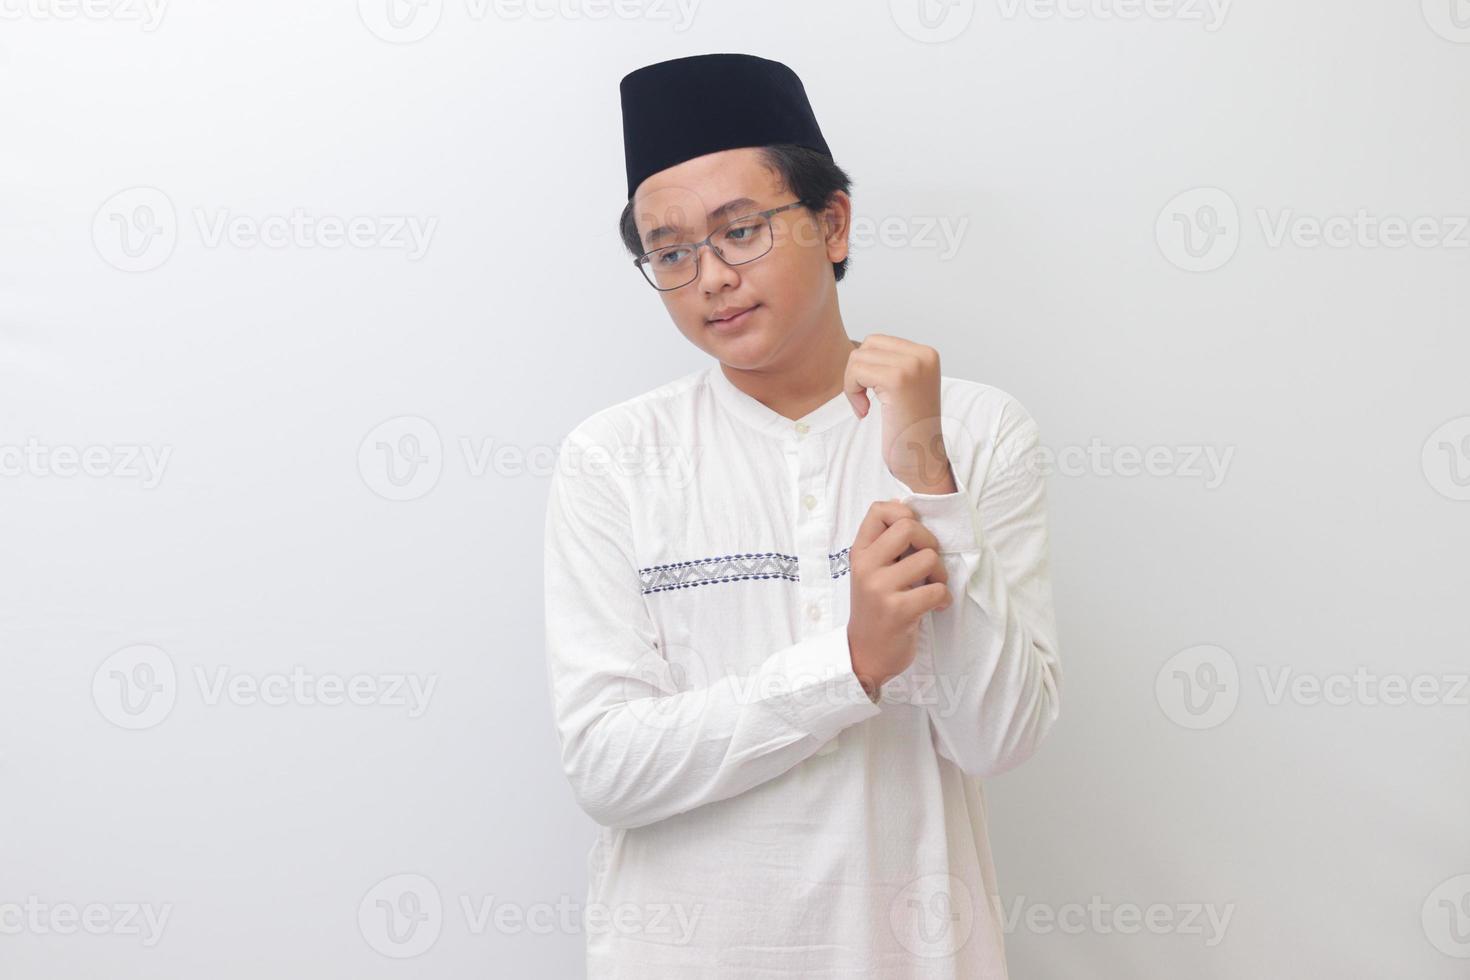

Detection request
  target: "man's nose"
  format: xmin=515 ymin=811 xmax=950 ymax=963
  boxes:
xmin=694 ymin=241 xmax=739 ymax=292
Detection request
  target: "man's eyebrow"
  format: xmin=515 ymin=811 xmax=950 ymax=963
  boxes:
xmin=643 ymin=197 xmax=762 ymax=247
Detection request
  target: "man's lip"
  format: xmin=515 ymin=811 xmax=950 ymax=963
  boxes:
xmin=708 ymin=304 xmax=758 ymax=323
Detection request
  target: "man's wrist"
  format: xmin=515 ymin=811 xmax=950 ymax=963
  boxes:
xmin=889 ymin=457 xmax=958 ymax=496
xmin=846 ymin=626 xmax=885 ymax=703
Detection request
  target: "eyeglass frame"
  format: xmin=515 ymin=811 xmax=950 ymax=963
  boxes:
xmin=632 ymin=200 xmax=810 ymax=291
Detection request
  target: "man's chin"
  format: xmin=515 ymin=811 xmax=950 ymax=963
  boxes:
xmin=699 ymin=330 xmax=774 ymax=368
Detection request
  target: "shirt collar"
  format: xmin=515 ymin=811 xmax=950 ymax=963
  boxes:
xmin=705 ymin=361 xmax=860 ymax=440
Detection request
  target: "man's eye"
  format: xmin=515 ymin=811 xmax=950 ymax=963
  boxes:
xmin=658 ymin=248 xmax=690 ymax=265
xmin=724 ymin=225 xmax=756 ymax=242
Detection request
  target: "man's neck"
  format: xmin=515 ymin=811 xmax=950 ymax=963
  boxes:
xmin=719 ymin=330 xmax=858 ymax=423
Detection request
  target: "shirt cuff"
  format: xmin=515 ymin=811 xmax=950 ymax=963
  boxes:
xmin=886 ymin=466 xmax=981 ymax=555
xmin=764 ymin=624 xmax=884 ymax=743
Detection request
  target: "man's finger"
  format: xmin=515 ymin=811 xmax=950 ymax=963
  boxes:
xmin=843 ymin=350 xmax=902 ymax=419
xmin=852 ymin=499 xmax=914 ymax=551
xmin=879 ymin=547 xmax=949 ymax=592
xmin=866 ymin=515 xmax=941 ymax=567
xmin=892 ymin=580 xmax=952 ymax=619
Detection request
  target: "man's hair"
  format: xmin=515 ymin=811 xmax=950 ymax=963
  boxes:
xmin=619 ymin=143 xmax=855 ymax=283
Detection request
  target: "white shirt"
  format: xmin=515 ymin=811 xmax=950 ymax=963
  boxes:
xmin=543 ymin=359 xmax=1062 ymax=979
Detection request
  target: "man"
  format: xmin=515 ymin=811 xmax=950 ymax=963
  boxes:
xmin=543 ymin=52 xmax=1062 ymax=979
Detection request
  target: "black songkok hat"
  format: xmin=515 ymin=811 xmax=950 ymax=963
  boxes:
xmin=619 ymin=53 xmax=833 ymax=200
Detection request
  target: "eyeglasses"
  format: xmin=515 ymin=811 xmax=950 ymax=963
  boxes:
xmin=633 ymin=201 xmax=808 ymax=291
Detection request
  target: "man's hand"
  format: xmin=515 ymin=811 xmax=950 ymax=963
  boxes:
xmin=843 ymin=334 xmax=957 ymax=495
xmin=846 ymin=499 xmax=953 ymax=700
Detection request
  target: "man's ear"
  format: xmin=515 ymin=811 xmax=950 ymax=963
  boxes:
xmin=823 ymin=190 xmax=853 ymax=265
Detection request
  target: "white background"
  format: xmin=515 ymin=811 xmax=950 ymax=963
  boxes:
xmin=3 ymin=0 xmax=1468 ymax=976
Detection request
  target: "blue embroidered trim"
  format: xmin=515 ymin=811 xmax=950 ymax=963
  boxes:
xmin=639 ymin=548 xmax=853 ymax=593
xmin=638 ymin=552 xmax=799 ymax=595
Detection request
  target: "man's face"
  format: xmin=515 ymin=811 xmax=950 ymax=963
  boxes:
xmin=631 ymin=147 xmax=849 ymax=369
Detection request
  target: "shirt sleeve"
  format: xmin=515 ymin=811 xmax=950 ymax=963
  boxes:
xmin=885 ymin=396 xmax=1063 ymax=779
xmin=544 ymin=430 xmax=884 ymax=830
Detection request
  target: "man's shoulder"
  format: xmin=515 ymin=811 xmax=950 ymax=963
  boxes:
xmin=939 ymin=374 xmax=1041 ymax=441
xmin=559 ymin=364 xmax=708 ymax=451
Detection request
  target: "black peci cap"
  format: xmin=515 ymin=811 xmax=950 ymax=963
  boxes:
xmin=619 ymin=53 xmax=833 ymax=200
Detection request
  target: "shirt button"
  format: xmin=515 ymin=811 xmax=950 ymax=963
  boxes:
xmin=802 ymin=494 xmax=817 ymax=510
xmin=794 ymin=421 xmax=809 ymax=435
xmin=807 ymin=602 xmax=821 ymax=621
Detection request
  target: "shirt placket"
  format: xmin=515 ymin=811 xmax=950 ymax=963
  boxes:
xmin=789 ymin=417 xmax=843 ymax=757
